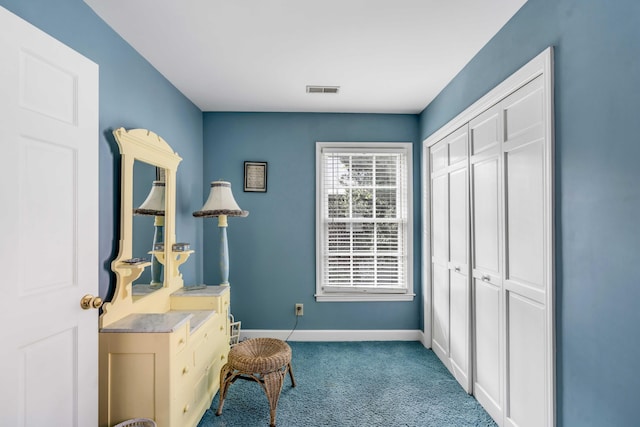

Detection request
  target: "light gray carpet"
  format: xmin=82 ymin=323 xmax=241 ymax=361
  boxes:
xmin=198 ymin=341 xmax=496 ymax=427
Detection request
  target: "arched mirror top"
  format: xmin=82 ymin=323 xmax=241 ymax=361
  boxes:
xmin=101 ymin=128 xmax=191 ymax=328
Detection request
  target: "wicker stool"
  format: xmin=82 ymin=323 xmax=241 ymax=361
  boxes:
xmin=216 ymin=338 xmax=296 ymax=427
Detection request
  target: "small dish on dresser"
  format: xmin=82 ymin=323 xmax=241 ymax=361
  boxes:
xmin=122 ymin=257 xmax=148 ymax=264
xmin=172 ymin=242 xmax=190 ymax=251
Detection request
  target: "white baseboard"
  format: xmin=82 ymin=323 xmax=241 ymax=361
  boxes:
xmin=240 ymin=329 xmax=426 ymax=342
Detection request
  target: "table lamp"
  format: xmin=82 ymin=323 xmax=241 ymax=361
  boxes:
xmin=193 ymin=181 xmax=248 ymax=285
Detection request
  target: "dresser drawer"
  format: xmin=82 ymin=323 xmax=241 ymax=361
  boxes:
xmin=173 ymin=346 xmax=195 ymax=388
xmin=171 ymin=323 xmax=189 ymax=355
xmin=194 ymin=317 xmax=227 ymax=369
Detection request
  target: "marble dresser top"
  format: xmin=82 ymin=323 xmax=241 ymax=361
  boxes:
xmin=171 ymin=285 xmax=229 ymax=298
xmin=100 ymin=310 xmax=215 ymax=334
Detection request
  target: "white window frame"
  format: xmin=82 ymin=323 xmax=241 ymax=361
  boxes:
xmin=315 ymin=142 xmax=414 ymax=302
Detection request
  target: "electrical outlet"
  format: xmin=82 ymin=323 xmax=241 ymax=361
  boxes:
xmin=295 ymin=303 xmax=304 ymax=316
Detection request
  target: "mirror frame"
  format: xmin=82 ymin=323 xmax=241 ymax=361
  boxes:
xmin=101 ymin=128 xmax=184 ymax=327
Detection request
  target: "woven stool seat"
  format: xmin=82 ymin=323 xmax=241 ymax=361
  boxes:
xmin=216 ymin=338 xmax=296 ymax=426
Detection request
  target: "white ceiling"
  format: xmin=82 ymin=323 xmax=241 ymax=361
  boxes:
xmin=84 ymin=0 xmax=526 ymax=114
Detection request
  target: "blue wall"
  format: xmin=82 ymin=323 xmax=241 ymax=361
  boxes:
xmin=202 ymin=113 xmax=421 ymax=330
xmin=0 ymin=0 xmax=205 ymax=298
xmin=419 ymin=0 xmax=640 ymax=425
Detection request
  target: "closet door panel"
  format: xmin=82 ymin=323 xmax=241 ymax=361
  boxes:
xmin=504 ymin=82 xmax=543 ymax=147
xmin=449 ymin=160 xmax=470 ymax=389
xmin=430 ymin=126 xmax=470 ymax=390
xmin=473 ymin=278 xmax=502 ymax=419
xmin=505 ymin=140 xmax=545 ymax=292
xmin=450 ymin=270 xmax=469 ymax=385
xmin=503 ymin=76 xmax=545 ymax=294
xmin=431 ymin=173 xmax=449 ymax=262
xmin=506 ymin=292 xmax=545 ymax=427
xmin=449 ymin=167 xmax=468 ymax=267
xmin=432 ymin=262 xmax=450 ymax=358
xmin=431 ymin=149 xmax=450 ymax=360
xmin=471 ymin=110 xmax=500 ymax=156
xmin=470 ymin=104 xmax=504 ymax=422
xmin=502 ymin=75 xmax=549 ymax=427
xmin=431 ymin=142 xmax=449 ymax=173
xmin=449 ymin=131 xmax=468 ymax=167
xmin=472 ymin=157 xmax=500 ymax=274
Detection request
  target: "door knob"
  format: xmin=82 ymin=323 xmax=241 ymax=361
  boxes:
xmin=80 ymin=294 xmax=103 ymax=310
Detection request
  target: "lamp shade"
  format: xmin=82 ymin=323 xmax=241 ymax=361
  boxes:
xmin=133 ymin=181 xmax=165 ymax=216
xmin=193 ymin=181 xmax=249 ymax=218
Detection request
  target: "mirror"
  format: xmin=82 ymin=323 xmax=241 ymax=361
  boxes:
xmin=132 ymin=161 xmax=166 ymax=299
xmin=101 ymin=128 xmax=185 ymax=328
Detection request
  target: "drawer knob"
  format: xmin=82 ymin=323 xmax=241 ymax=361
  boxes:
xmin=183 ymin=404 xmax=190 ymax=413
xmin=221 ymin=354 xmax=225 ymax=360
xmin=219 ymin=325 xmax=224 ymax=331
xmin=481 ymin=275 xmax=490 ymax=281
xmin=182 ymin=366 xmax=189 ymax=374
xmin=178 ymin=338 xmax=185 ymax=345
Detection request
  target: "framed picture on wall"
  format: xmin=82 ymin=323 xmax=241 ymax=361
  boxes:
xmin=244 ymin=161 xmax=268 ymax=192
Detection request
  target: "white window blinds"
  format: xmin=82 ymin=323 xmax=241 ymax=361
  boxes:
xmin=317 ymin=144 xmax=412 ymax=296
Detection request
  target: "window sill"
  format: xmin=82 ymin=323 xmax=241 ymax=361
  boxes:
xmin=315 ymin=293 xmax=415 ymax=302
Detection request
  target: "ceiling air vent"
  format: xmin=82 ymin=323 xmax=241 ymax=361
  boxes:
xmin=306 ymin=85 xmax=340 ymax=94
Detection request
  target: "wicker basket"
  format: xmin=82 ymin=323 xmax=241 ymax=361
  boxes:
xmin=113 ymin=418 xmax=157 ymax=427
xmin=230 ymin=314 xmax=241 ymax=347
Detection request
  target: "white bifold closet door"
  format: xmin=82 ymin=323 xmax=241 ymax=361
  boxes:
xmin=426 ymin=49 xmax=553 ymax=427
xmin=470 ymin=75 xmax=550 ymax=427
xmin=470 ymin=103 xmax=504 ymax=422
xmin=430 ymin=125 xmax=471 ymax=393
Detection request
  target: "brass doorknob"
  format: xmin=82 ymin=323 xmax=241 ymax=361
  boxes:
xmin=80 ymin=294 xmax=103 ymax=310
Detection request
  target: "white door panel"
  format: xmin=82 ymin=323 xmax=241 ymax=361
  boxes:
xmin=431 ymin=173 xmax=449 ymax=262
xmin=448 ymin=131 xmax=468 ymax=167
xmin=470 ymin=103 xmax=505 ymax=422
xmin=473 ymin=278 xmax=502 ymax=420
xmin=506 ymin=292 xmax=546 ymax=427
xmin=430 ymin=142 xmax=448 ymax=173
xmin=504 ymin=83 xmax=544 ymax=146
xmin=505 ymin=140 xmax=545 ymax=291
xmin=471 ymin=157 xmax=500 ymax=275
xmin=430 ymin=126 xmax=471 ymax=391
xmin=0 ymin=6 xmax=99 ymax=426
xmin=449 ymin=167 xmax=468 ymax=267
xmin=450 ymin=270 xmax=469 ymax=386
xmin=432 ymin=262 xmax=450 ymax=359
xmin=502 ymin=75 xmax=549 ymax=427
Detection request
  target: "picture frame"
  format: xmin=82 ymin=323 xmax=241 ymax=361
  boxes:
xmin=244 ymin=161 xmax=268 ymax=192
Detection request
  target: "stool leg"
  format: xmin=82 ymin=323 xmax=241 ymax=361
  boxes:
xmin=261 ymin=370 xmax=286 ymax=427
xmin=216 ymin=364 xmax=232 ymax=416
xmin=287 ymin=363 xmax=297 ymax=387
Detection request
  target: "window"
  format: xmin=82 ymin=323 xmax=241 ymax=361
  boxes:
xmin=316 ymin=142 xmax=413 ymax=302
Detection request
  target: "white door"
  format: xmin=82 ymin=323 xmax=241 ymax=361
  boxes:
xmin=430 ymin=125 xmax=471 ymax=392
xmin=470 ymin=104 xmax=504 ymax=422
xmin=0 ymin=6 xmax=99 ymax=427
xmin=502 ymin=76 xmax=548 ymax=427
xmin=430 ymin=139 xmax=450 ymax=365
xmin=470 ymin=75 xmax=551 ymax=427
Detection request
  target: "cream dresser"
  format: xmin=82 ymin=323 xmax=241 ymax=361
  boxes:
xmin=99 ymin=287 xmax=230 ymax=427
xmin=99 ymin=128 xmax=230 ymax=427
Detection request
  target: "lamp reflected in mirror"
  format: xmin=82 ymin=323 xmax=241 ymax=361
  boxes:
xmin=134 ymin=179 xmax=165 ymax=289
